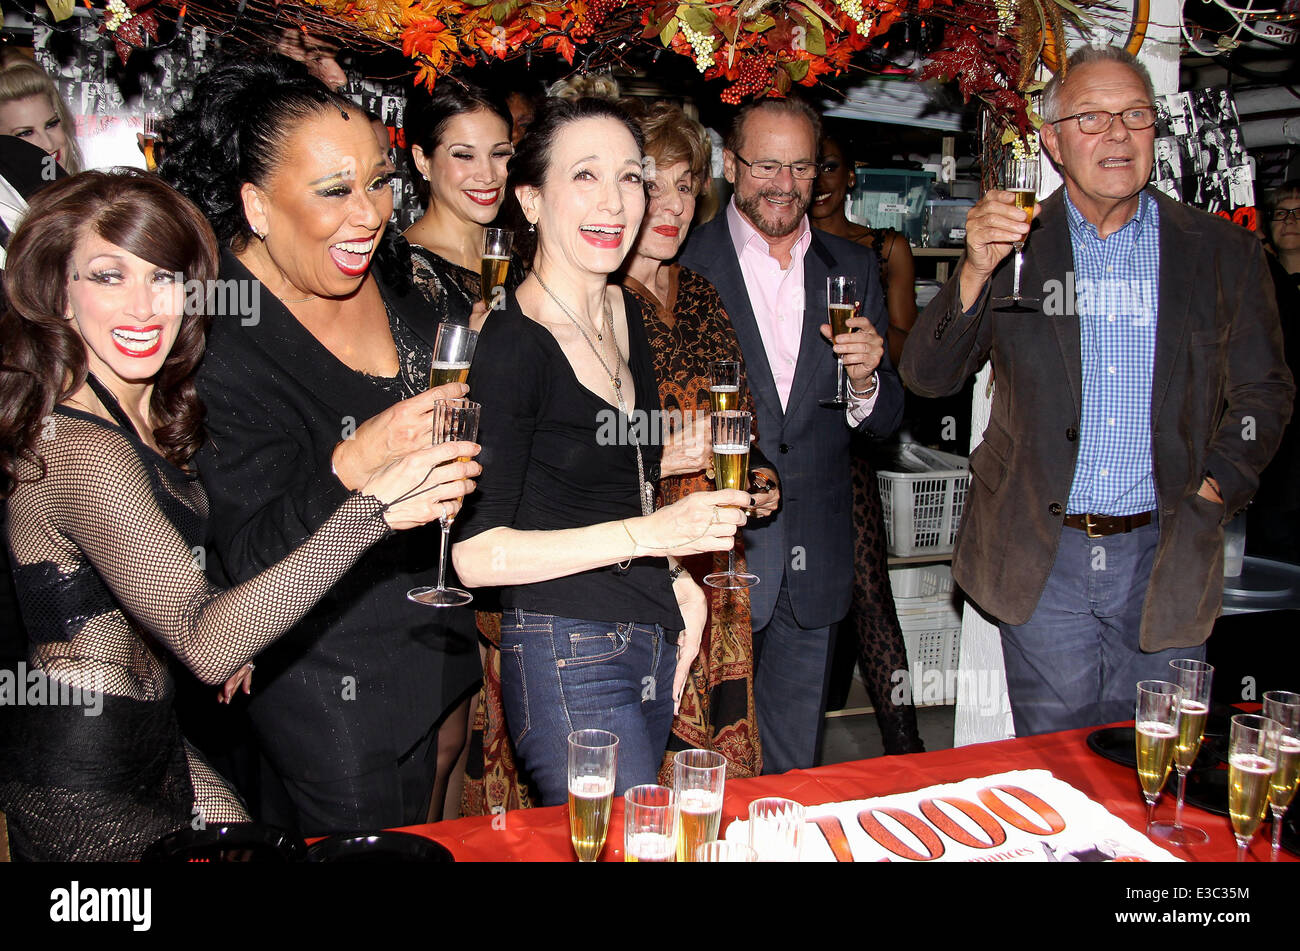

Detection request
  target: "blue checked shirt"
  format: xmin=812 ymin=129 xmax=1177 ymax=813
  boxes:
xmin=1064 ymin=191 xmax=1160 ymax=516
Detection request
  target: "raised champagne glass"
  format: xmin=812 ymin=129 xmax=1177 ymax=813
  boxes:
xmin=406 ymin=398 xmax=481 ymax=606
xmin=1149 ymin=660 xmax=1214 ymax=846
xmin=481 ymin=227 xmax=513 ymax=307
xmin=673 ymin=749 xmax=726 ymax=862
xmin=428 ymin=321 xmax=478 ymax=390
xmin=993 ymin=155 xmax=1040 ymax=312
xmin=1134 ymin=680 xmax=1184 ymax=835
xmin=819 ymin=275 xmax=857 ymax=409
xmin=704 ymin=410 xmax=758 ymax=589
xmin=709 ymin=360 xmax=741 ymax=414
xmin=623 ymin=784 xmax=676 ymax=862
xmin=568 ymin=729 xmax=618 ymax=862
xmin=1262 ymin=691 xmax=1300 ymax=861
xmin=1229 ymin=714 xmax=1281 ymax=862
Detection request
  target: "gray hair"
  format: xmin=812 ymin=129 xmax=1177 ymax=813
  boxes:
xmin=1041 ymin=46 xmax=1156 ymax=124
xmin=725 ymin=97 xmax=821 ymax=156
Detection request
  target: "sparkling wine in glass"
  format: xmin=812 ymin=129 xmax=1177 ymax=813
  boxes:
xmin=704 ymin=410 xmax=758 ymax=590
xmin=481 ymin=228 xmax=513 ymax=307
xmin=673 ymin=749 xmax=726 ymax=862
xmin=406 ymin=398 xmax=481 ymax=607
xmin=819 ymin=275 xmax=857 ymax=409
xmin=429 ymin=322 xmax=478 ymax=390
xmin=1149 ymin=660 xmax=1214 ymax=846
xmin=1134 ymin=680 xmax=1183 ymax=835
xmin=1262 ymin=691 xmax=1300 ymax=861
xmin=624 ymin=784 xmax=676 ymax=862
xmin=993 ymin=156 xmax=1040 ymax=312
xmin=1228 ymin=713 xmax=1281 ymax=862
xmin=709 ymin=360 xmax=741 ymax=414
xmin=568 ymin=729 xmax=618 ymax=863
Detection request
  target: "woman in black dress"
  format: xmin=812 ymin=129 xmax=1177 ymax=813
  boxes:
xmin=0 ymin=170 xmax=475 ymax=859
xmin=160 ymin=56 xmax=484 ymax=834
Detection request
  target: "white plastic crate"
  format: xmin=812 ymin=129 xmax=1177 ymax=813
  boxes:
xmin=888 ymin=563 xmax=955 ymax=601
xmin=897 ymin=603 xmax=962 ymax=706
xmin=876 ymin=445 xmax=970 ymax=558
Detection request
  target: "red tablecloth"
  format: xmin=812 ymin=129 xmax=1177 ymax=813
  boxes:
xmin=400 ymin=724 xmax=1297 ymax=862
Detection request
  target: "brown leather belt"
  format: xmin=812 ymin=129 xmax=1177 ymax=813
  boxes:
xmin=1063 ymin=511 xmax=1154 ymax=538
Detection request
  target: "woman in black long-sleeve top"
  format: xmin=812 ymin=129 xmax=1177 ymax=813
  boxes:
xmin=161 ymin=56 xmax=482 ymax=834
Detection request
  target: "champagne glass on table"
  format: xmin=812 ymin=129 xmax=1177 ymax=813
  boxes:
xmin=568 ymin=729 xmax=618 ymax=862
xmin=819 ymin=275 xmax=857 ymax=409
xmin=428 ymin=322 xmax=478 ymax=389
xmin=1262 ymin=691 xmax=1300 ymax=861
xmin=993 ymin=155 xmax=1040 ymax=312
xmin=1229 ymin=714 xmax=1281 ymax=862
xmin=624 ymin=785 xmax=677 ymax=862
xmin=709 ymin=360 xmax=741 ymax=413
xmin=673 ymin=749 xmax=726 ymax=862
xmin=480 ymin=227 xmax=513 ymax=306
xmin=406 ymin=398 xmax=481 ymax=606
xmin=1134 ymin=680 xmax=1183 ymax=835
xmin=1149 ymin=660 xmax=1214 ymax=846
xmin=704 ymin=410 xmax=759 ymax=589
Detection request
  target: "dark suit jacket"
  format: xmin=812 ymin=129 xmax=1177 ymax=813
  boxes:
xmin=901 ymin=187 xmax=1294 ymax=651
xmin=680 ymin=215 xmax=903 ymax=630
xmin=196 ymin=251 xmax=479 ymax=782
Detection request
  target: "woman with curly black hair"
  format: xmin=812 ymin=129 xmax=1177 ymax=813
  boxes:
xmin=159 ymin=55 xmax=484 ymax=834
xmin=0 ymin=170 xmax=475 ymax=860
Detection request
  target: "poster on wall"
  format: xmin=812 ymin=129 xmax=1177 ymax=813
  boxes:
xmin=1150 ymin=86 xmax=1257 ymax=231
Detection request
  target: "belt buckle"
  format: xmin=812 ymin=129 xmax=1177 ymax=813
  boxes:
xmin=1084 ymin=513 xmax=1102 ymax=538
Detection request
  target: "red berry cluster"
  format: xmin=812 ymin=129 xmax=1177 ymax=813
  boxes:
xmin=572 ymin=0 xmax=620 ymax=39
xmin=720 ymin=57 xmax=774 ymax=104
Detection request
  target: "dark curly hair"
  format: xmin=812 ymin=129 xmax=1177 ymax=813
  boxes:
xmin=0 ymin=169 xmax=219 ymax=496
xmin=405 ymin=81 xmax=512 ymax=207
xmin=157 ymin=54 xmax=358 ymax=251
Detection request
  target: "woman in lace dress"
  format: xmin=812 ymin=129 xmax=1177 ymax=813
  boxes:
xmin=0 ymin=170 xmax=478 ymax=860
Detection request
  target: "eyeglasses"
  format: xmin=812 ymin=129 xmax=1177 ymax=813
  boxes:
xmin=1050 ymin=108 xmax=1157 ymax=135
xmin=1272 ymin=208 xmax=1300 ymax=223
xmin=733 ymin=153 xmax=820 ymax=180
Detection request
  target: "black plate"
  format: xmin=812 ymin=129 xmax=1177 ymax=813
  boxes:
xmin=307 ymin=830 xmax=454 ymax=863
xmin=1086 ymin=727 xmax=1222 ymax=772
xmin=143 ymin=822 xmax=308 ymax=863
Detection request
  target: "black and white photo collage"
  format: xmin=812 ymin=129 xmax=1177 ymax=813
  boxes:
xmin=1151 ymin=86 xmax=1254 ymax=219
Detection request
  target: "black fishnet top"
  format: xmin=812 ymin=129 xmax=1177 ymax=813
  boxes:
xmin=408 ymin=242 xmax=525 ymax=325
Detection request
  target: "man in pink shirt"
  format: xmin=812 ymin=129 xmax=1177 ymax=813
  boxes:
xmin=681 ymin=99 xmax=903 ymax=773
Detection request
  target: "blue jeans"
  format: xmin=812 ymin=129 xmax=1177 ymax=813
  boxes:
xmin=498 ymin=610 xmax=676 ymax=807
xmin=999 ymin=519 xmax=1207 ymax=736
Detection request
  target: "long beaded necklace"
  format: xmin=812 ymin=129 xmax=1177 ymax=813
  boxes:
xmin=533 ymin=272 xmax=654 ymax=518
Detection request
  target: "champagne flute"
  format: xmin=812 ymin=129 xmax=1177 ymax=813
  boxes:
xmin=993 ymin=155 xmax=1040 ymax=312
xmin=1229 ymin=714 xmax=1281 ymax=862
xmin=673 ymin=749 xmax=726 ymax=862
xmin=709 ymin=360 xmax=741 ymax=413
xmin=1149 ymin=660 xmax=1214 ymax=846
xmin=1262 ymin=691 xmax=1300 ymax=861
xmin=568 ymin=729 xmax=618 ymax=863
xmin=480 ymin=227 xmax=513 ymax=307
xmin=748 ymin=797 xmax=805 ymax=862
xmin=623 ymin=784 xmax=676 ymax=862
xmin=704 ymin=410 xmax=758 ymax=589
xmin=1134 ymin=680 xmax=1183 ymax=835
xmin=819 ymin=275 xmax=857 ymax=409
xmin=429 ymin=322 xmax=478 ymax=390
xmin=406 ymin=398 xmax=481 ymax=607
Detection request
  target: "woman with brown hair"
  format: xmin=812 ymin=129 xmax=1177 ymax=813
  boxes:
xmin=0 ymin=170 xmax=474 ymax=859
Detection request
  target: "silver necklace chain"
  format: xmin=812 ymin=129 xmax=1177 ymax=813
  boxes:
xmin=533 ymin=272 xmax=654 ymax=518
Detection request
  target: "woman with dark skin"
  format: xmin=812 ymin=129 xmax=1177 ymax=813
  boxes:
xmin=810 ymin=133 xmax=925 ymax=755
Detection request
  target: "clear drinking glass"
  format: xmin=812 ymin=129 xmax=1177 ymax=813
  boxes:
xmin=1228 ymin=714 xmax=1281 ymax=862
xmin=624 ymin=785 xmax=676 ymax=862
xmin=406 ymin=398 xmax=481 ymax=607
xmin=696 ymin=841 xmax=757 ymax=862
xmin=1134 ymin=680 xmax=1184 ymax=835
xmin=747 ymin=797 xmax=805 ymax=862
xmin=704 ymin=410 xmax=758 ymax=589
xmin=993 ymin=155 xmax=1040 ymax=312
xmin=819 ymin=275 xmax=857 ymax=409
xmin=480 ymin=228 xmax=513 ymax=306
xmin=1149 ymin=660 xmax=1214 ymax=846
xmin=428 ymin=322 xmax=478 ymax=390
xmin=673 ymin=749 xmax=726 ymax=862
xmin=1262 ymin=691 xmax=1300 ymax=861
xmin=709 ymin=360 xmax=741 ymax=414
xmin=568 ymin=729 xmax=618 ymax=863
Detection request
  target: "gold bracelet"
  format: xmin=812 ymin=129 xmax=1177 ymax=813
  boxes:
xmin=618 ymin=519 xmax=638 ymax=570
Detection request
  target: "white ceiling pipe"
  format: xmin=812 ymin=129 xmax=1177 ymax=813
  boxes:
xmin=1241 ymin=116 xmax=1300 ymax=147
xmin=1233 ymin=86 xmax=1300 ymax=116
